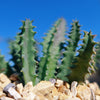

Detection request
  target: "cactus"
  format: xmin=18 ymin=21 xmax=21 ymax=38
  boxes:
xmin=38 ymin=18 xmax=66 ymax=80
xmin=8 ymin=40 xmax=24 ymax=82
xmin=9 ymin=19 xmax=38 ymax=85
xmin=68 ymin=31 xmax=96 ymax=82
xmin=0 ymin=18 xmax=97 ymax=85
xmin=56 ymin=22 xmax=96 ymax=83
xmin=88 ymin=42 xmax=100 ymax=85
xmin=57 ymin=21 xmax=81 ymax=81
xmin=9 ymin=40 xmax=22 ymax=73
xmin=0 ymin=51 xmax=7 ymax=73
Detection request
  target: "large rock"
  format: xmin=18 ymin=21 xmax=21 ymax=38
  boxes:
xmin=0 ymin=73 xmax=11 ymax=91
xmin=77 ymin=84 xmax=93 ymax=100
xmin=32 ymin=81 xmax=55 ymax=95
xmin=0 ymin=73 xmax=11 ymax=97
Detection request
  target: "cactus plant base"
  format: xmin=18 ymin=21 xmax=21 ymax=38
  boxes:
xmin=0 ymin=73 xmax=100 ymax=100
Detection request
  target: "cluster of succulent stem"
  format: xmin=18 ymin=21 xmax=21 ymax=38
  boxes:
xmin=0 ymin=18 xmax=97 ymax=85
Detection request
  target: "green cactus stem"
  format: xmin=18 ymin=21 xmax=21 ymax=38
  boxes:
xmin=9 ymin=40 xmax=24 ymax=82
xmin=9 ymin=40 xmax=22 ymax=73
xmin=68 ymin=31 xmax=96 ymax=83
xmin=9 ymin=19 xmax=38 ymax=85
xmin=38 ymin=18 xmax=66 ymax=80
xmin=57 ymin=21 xmax=81 ymax=81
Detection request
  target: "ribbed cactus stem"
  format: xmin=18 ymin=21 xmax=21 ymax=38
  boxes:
xmin=57 ymin=21 xmax=81 ymax=81
xmin=21 ymin=20 xmax=37 ymax=84
xmin=9 ymin=40 xmax=22 ymax=73
xmin=68 ymin=31 xmax=96 ymax=83
xmin=38 ymin=18 xmax=66 ymax=80
xmin=45 ymin=18 xmax=66 ymax=80
xmin=9 ymin=19 xmax=38 ymax=85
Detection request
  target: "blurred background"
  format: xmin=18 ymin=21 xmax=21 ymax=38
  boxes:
xmin=0 ymin=0 xmax=100 ymax=84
